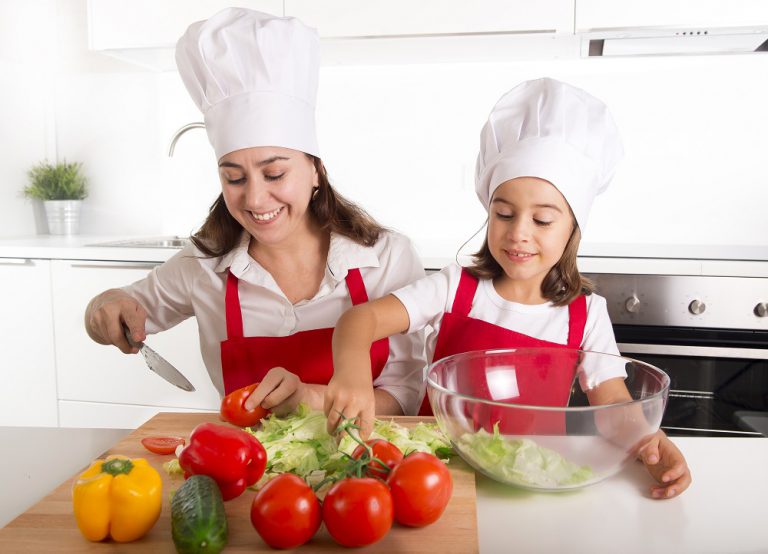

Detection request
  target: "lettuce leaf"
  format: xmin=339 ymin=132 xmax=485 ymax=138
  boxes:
xmin=457 ymin=423 xmax=593 ymax=488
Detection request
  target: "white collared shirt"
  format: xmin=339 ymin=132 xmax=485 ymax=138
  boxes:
xmin=123 ymin=230 xmax=427 ymax=414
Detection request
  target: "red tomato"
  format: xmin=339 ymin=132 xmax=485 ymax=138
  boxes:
xmin=140 ymin=436 xmax=185 ymax=455
xmin=387 ymin=452 xmax=453 ymax=527
xmin=251 ymin=474 xmax=321 ymax=549
xmin=352 ymin=439 xmax=404 ymax=480
xmin=322 ymin=477 xmax=393 ymax=547
xmin=220 ymin=383 xmax=269 ymax=427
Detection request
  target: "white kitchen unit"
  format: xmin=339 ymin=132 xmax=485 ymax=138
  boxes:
xmin=0 ymin=258 xmax=57 ymax=426
xmin=51 ymin=259 xmax=221 ymax=428
xmin=86 ymin=0 xmax=283 ymax=69
xmin=575 ymin=0 xmax=768 ymax=30
xmin=285 ymin=0 xmax=574 ymax=37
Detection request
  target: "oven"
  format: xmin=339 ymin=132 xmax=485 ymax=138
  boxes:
xmin=586 ymin=273 xmax=768 ymax=437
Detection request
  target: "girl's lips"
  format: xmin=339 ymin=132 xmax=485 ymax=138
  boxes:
xmin=504 ymin=249 xmax=536 ymax=263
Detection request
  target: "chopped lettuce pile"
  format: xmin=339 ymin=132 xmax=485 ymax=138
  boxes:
xmin=457 ymin=423 xmax=593 ymax=488
xmin=247 ymin=403 xmax=452 ymax=485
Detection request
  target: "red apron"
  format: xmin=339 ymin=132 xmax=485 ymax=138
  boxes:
xmin=420 ymin=268 xmax=586 ymax=435
xmin=221 ymin=268 xmax=390 ymax=395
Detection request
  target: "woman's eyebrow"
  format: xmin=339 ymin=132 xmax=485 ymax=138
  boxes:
xmin=218 ymin=156 xmax=290 ymax=169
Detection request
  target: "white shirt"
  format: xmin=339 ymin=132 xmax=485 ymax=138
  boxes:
xmin=392 ymin=263 xmax=624 ymax=390
xmin=123 ymin=230 xmax=427 ymax=414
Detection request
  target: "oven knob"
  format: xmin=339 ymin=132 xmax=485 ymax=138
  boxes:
xmin=624 ymin=296 xmax=640 ymax=313
xmin=688 ymin=299 xmax=706 ymax=315
xmin=755 ymin=303 xmax=768 ymax=317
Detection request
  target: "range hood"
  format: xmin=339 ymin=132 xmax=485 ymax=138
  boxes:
xmin=583 ymin=26 xmax=768 ymax=57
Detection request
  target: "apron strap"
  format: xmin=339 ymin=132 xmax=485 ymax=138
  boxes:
xmin=451 ymin=268 xmax=479 ymax=317
xmin=345 ymin=268 xmax=369 ymax=305
xmin=225 ymin=270 xmax=244 ymax=339
xmin=566 ymin=294 xmax=587 ymax=348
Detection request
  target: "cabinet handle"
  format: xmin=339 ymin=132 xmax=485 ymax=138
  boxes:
xmin=0 ymin=258 xmax=34 ymax=266
xmin=69 ymin=262 xmax=160 ymax=270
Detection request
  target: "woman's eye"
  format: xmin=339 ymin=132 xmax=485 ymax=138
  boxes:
xmin=534 ymin=219 xmax=553 ymax=226
xmin=264 ymin=173 xmax=285 ymax=182
xmin=226 ymin=176 xmax=246 ymax=185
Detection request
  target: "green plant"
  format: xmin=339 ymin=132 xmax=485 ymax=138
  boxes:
xmin=23 ymin=160 xmax=88 ymax=201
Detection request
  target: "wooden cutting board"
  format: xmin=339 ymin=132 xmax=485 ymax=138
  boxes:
xmin=0 ymin=413 xmax=478 ymax=553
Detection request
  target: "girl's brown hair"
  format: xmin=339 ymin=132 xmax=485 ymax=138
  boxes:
xmin=191 ymin=156 xmax=384 ymax=257
xmin=465 ymin=223 xmax=594 ymax=306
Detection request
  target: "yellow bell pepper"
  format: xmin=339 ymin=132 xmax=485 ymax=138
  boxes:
xmin=72 ymin=455 xmax=162 ymax=542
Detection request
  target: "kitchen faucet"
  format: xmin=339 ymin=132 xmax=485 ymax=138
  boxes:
xmin=167 ymin=122 xmax=205 ymax=156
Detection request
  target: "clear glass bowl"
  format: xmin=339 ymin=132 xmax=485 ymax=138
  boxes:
xmin=426 ymin=348 xmax=670 ymax=491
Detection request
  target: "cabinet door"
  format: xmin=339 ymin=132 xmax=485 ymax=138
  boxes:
xmin=52 ymin=260 xmax=221 ymax=416
xmin=87 ymin=0 xmax=284 ymax=50
xmin=285 ymin=0 xmax=574 ymax=37
xmin=576 ymin=0 xmax=768 ymax=31
xmin=0 ymin=259 xmax=57 ymax=426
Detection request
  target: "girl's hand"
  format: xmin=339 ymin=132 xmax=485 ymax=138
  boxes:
xmin=324 ymin=373 xmax=375 ymax=440
xmin=85 ymin=289 xmax=147 ymax=354
xmin=636 ymin=430 xmax=692 ymax=499
xmin=243 ymin=367 xmax=317 ymax=416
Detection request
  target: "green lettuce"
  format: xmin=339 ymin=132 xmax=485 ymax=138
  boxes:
xmin=457 ymin=423 xmax=593 ymax=488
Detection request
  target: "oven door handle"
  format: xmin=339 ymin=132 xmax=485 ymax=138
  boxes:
xmin=618 ymin=343 xmax=768 ymax=360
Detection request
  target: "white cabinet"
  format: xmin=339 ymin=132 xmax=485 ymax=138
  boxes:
xmin=575 ymin=0 xmax=768 ymax=31
xmin=0 ymin=259 xmax=57 ymax=426
xmin=86 ymin=0 xmax=283 ymax=70
xmin=285 ymin=0 xmax=574 ymax=37
xmin=51 ymin=260 xmax=221 ymax=427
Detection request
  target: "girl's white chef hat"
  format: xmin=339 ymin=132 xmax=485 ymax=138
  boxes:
xmin=475 ymin=78 xmax=623 ymax=230
xmin=175 ymin=7 xmax=320 ymax=159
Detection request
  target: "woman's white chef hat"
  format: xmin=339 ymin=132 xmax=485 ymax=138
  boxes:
xmin=175 ymin=7 xmax=320 ymax=159
xmin=475 ymin=77 xmax=623 ymax=230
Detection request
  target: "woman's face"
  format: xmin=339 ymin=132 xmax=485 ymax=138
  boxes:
xmin=218 ymin=146 xmax=318 ymax=246
xmin=487 ymin=176 xmax=574 ymax=294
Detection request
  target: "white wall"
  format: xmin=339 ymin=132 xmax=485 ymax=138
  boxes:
xmin=1 ymin=1 xmax=767 ymax=260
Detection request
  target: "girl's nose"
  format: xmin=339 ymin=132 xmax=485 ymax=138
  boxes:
xmin=506 ymin=218 xmax=531 ymax=241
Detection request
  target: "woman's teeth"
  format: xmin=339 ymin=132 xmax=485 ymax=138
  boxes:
xmin=252 ymin=207 xmax=283 ymax=221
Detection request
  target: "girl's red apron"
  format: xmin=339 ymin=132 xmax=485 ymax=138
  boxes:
xmin=220 ymin=268 xmax=390 ymax=394
xmin=420 ymin=268 xmax=586 ymax=434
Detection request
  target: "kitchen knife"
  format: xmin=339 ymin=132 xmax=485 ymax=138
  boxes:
xmin=124 ymin=327 xmax=196 ymax=392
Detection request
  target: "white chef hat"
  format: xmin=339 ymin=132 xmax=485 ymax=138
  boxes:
xmin=175 ymin=7 xmax=320 ymax=159
xmin=475 ymin=78 xmax=623 ymax=230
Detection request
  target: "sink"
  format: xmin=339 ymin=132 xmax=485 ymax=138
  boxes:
xmin=88 ymin=236 xmax=191 ymax=249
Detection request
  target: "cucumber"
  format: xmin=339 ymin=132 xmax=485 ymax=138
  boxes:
xmin=171 ymin=475 xmax=228 ymax=554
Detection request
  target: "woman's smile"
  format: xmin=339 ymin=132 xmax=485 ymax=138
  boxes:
xmin=249 ymin=206 xmax=284 ymax=223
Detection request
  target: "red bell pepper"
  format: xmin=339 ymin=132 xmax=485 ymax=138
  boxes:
xmin=178 ymin=422 xmax=267 ymax=500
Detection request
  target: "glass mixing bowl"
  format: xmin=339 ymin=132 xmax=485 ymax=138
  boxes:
xmin=426 ymin=348 xmax=670 ymax=491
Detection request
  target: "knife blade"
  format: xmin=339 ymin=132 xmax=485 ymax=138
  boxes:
xmin=124 ymin=327 xmax=196 ymax=392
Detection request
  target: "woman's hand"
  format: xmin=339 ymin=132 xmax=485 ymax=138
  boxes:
xmin=636 ymin=430 xmax=692 ymax=499
xmin=243 ymin=367 xmax=321 ymax=416
xmin=84 ymin=288 xmax=147 ymax=354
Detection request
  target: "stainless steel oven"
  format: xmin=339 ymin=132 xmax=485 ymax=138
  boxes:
xmin=586 ymin=273 xmax=768 ymax=437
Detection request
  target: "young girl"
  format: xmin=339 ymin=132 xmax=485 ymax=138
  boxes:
xmin=324 ymin=78 xmax=691 ymax=499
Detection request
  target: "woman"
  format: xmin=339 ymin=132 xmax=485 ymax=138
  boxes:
xmin=84 ymin=8 xmax=426 ymax=417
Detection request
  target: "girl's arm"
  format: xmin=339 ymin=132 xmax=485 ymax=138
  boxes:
xmin=324 ymin=294 xmax=411 ymax=438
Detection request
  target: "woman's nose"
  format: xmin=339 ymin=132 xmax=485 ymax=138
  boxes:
xmin=243 ymin=177 xmax=270 ymax=207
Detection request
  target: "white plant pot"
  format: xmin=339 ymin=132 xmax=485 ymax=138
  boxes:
xmin=44 ymin=200 xmax=82 ymax=235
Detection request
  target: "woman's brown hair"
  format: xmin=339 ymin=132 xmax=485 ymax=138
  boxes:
xmin=191 ymin=156 xmax=385 ymax=257
xmin=465 ymin=223 xmax=594 ymax=307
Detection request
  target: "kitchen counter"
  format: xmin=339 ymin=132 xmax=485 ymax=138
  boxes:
xmin=1 ymin=426 xmax=766 ymax=553
xmin=2 ymin=235 xmax=768 ymax=277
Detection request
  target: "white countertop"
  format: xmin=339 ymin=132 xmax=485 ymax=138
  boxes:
xmin=2 ymin=235 xmax=768 ymax=277
xmin=1 ymin=428 xmax=766 ymax=553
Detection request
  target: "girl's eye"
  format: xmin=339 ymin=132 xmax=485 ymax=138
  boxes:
xmin=264 ymin=173 xmax=285 ymax=182
xmin=495 ymin=212 xmax=513 ymax=220
xmin=534 ymin=219 xmax=553 ymax=226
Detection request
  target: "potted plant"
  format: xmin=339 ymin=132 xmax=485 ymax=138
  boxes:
xmin=22 ymin=160 xmax=88 ymax=235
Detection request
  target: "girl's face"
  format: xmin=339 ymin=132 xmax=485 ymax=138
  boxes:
xmin=218 ymin=146 xmax=319 ymax=247
xmin=487 ymin=177 xmax=574 ymax=299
